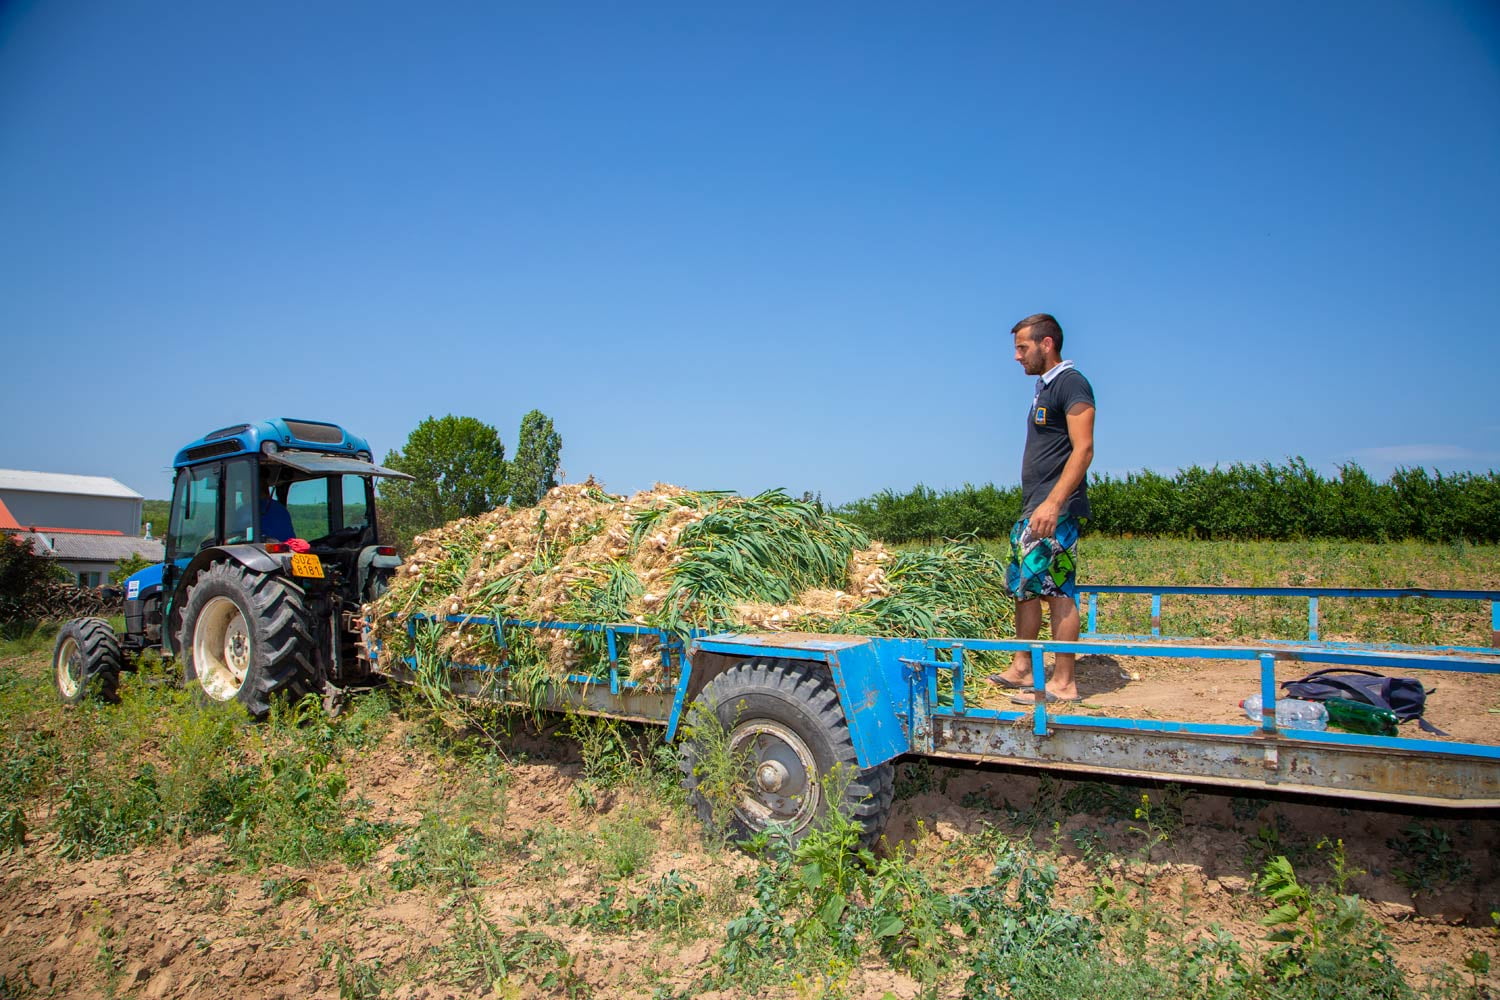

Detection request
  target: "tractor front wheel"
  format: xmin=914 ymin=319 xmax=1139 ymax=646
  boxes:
xmin=180 ymin=561 xmax=315 ymax=718
xmin=680 ymin=658 xmax=894 ymax=847
xmin=52 ymin=617 xmax=122 ymax=704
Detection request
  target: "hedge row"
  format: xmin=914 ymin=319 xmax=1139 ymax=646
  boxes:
xmin=834 ymin=460 xmax=1500 ymax=544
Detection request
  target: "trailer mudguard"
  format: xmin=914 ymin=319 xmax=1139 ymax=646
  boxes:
xmin=686 ymin=633 xmax=925 ymax=768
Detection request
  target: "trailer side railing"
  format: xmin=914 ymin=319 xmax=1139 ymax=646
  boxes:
xmin=1078 ymin=585 xmax=1500 ymax=651
xmin=895 ymin=636 xmax=1500 ymax=804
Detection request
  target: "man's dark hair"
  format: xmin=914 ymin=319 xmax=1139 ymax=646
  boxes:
xmin=1012 ymin=313 xmax=1063 ymax=354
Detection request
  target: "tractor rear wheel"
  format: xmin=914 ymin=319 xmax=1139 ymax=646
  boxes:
xmin=180 ymin=561 xmax=315 ymax=718
xmin=52 ymin=617 xmax=122 ymax=704
xmin=680 ymin=658 xmax=894 ymax=847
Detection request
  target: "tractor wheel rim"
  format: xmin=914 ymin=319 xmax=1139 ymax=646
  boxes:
xmin=730 ymin=720 xmax=821 ymax=833
xmin=55 ymin=636 xmax=81 ymax=699
xmin=194 ymin=596 xmax=250 ymax=701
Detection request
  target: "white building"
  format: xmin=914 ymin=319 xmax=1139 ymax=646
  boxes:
xmin=0 ymin=469 xmax=163 ymax=587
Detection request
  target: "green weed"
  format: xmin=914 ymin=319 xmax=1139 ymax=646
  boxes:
xmin=439 ymin=900 xmax=585 ymax=997
xmin=1130 ymin=787 xmax=1189 ymax=862
xmin=391 ymin=775 xmax=507 ymax=892
xmin=1389 ymin=823 xmax=1474 ymax=896
xmin=594 ymin=806 xmax=657 ymax=879
xmin=0 ymin=621 xmax=61 ymax=657
xmin=569 ymin=715 xmax=679 ymax=801
xmin=564 ymin=871 xmax=705 ymax=935
xmin=679 ymin=700 xmax=753 ymax=840
xmin=958 ymin=842 xmax=1102 ymax=997
xmin=716 ymin=766 xmax=965 ymax=994
xmin=893 ymin=759 xmax=946 ymax=799
xmin=1257 ymin=841 xmax=1411 ymax=995
xmin=320 ymin=943 xmax=385 ymax=1000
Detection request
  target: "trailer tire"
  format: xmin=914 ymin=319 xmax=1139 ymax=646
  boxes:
xmin=52 ymin=617 xmax=121 ymax=704
xmin=679 ymin=658 xmax=893 ymax=847
xmin=180 ymin=561 xmax=315 ymax=719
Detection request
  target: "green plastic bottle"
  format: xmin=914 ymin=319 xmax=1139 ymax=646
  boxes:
xmin=1322 ymin=697 xmax=1399 ymax=737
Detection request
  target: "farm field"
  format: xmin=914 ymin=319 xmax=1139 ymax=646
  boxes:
xmin=1 ymin=539 xmax=1498 ymax=999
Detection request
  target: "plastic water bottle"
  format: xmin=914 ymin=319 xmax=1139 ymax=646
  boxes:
xmin=1240 ymin=695 xmax=1328 ymax=730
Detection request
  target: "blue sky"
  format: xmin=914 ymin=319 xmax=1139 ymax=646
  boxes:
xmin=2 ymin=1 xmax=1497 ymax=504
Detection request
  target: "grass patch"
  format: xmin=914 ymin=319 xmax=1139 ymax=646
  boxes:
xmin=391 ymin=772 xmax=508 ymax=892
xmin=0 ymin=649 xmax=403 ymax=868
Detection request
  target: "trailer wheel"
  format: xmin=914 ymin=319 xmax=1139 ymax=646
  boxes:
xmin=52 ymin=617 xmax=121 ymax=704
xmin=180 ymin=561 xmax=315 ymax=718
xmin=680 ymin=658 xmax=894 ymax=847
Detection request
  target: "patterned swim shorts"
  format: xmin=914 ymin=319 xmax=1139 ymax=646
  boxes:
xmin=1005 ymin=514 xmax=1082 ymax=600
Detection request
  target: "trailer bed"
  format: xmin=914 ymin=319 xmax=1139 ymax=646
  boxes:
xmin=376 ymin=602 xmax=1500 ymax=809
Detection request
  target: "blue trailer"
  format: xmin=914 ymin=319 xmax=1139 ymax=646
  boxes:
xmin=373 ymin=584 xmax=1500 ymax=842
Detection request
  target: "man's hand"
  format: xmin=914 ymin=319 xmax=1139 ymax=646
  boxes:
xmin=1029 ymin=498 xmax=1061 ymax=539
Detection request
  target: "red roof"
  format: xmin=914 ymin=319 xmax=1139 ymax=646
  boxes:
xmin=0 ymin=499 xmax=130 ymax=536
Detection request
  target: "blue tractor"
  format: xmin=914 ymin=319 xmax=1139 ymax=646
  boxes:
xmin=51 ymin=418 xmax=411 ymax=716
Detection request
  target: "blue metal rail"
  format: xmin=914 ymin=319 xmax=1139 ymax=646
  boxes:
xmin=1078 ymin=584 xmax=1500 ymax=651
xmin=909 ymin=635 xmax=1500 ymax=737
xmin=403 ymin=613 xmax=697 ymax=694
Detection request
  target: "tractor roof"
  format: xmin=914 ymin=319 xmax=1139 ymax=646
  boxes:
xmin=173 ymin=418 xmax=374 ymax=469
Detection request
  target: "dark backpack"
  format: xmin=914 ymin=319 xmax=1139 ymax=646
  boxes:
xmin=1281 ymin=668 xmax=1445 ymax=735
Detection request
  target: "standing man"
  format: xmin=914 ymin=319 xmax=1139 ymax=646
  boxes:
xmin=990 ymin=313 xmax=1095 ymax=704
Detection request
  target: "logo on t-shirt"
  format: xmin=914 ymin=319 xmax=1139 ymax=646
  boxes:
xmin=1034 ymin=407 xmax=1047 ymax=425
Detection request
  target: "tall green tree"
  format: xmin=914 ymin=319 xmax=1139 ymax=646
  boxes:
xmin=378 ymin=415 xmax=509 ymax=550
xmin=508 ymin=409 xmax=563 ymax=507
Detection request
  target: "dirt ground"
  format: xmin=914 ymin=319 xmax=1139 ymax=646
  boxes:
xmin=2 ymin=654 xmax=1499 ymax=998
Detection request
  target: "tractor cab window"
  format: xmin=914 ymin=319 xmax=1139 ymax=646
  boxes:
xmin=340 ymin=475 xmax=371 ymax=533
xmin=224 ymin=460 xmax=256 ymax=543
xmin=285 ymin=478 xmax=333 ymax=540
xmin=278 ymin=473 xmax=375 ymax=544
xmin=167 ymin=464 xmax=220 ymax=562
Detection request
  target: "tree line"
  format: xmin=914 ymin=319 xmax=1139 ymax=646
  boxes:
xmin=377 ymin=410 xmax=563 ymax=550
xmin=833 ymin=459 xmax=1500 ymax=544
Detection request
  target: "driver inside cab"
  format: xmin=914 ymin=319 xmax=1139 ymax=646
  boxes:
xmin=259 ymin=483 xmax=295 ymax=541
xmin=233 ymin=476 xmax=295 ymax=543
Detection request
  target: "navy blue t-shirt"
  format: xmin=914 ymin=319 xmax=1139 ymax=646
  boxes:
xmin=260 ymin=498 xmax=295 ymax=541
xmin=1021 ymin=366 xmax=1095 ymax=518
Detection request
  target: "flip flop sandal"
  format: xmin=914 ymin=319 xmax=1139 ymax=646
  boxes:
xmin=1009 ymin=690 xmax=1084 ymax=705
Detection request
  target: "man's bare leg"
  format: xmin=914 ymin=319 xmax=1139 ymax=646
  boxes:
xmin=994 ymin=598 xmax=1042 ymax=687
xmin=1042 ymin=594 xmax=1080 ymax=700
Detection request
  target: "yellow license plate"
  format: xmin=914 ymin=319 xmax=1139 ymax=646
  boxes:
xmin=290 ymin=553 xmax=325 ymax=579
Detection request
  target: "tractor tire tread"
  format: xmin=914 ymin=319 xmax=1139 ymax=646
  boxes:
xmin=53 ymin=617 xmax=122 ymax=703
xmin=181 ymin=561 xmax=316 ymax=718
